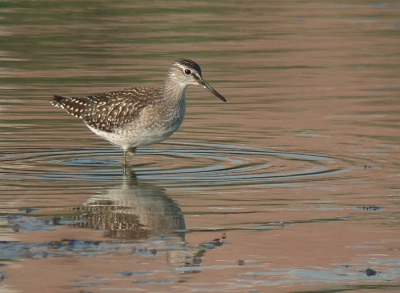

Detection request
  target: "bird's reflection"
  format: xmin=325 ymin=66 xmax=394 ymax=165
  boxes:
xmin=72 ymin=170 xmax=185 ymax=241
xmin=71 ymin=169 xmax=226 ymax=270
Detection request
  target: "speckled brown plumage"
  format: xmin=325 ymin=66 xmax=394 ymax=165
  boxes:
xmin=51 ymin=58 xmax=227 ymax=171
xmin=52 ymin=87 xmax=162 ymax=133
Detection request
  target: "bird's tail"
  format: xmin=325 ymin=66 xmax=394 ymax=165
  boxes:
xmin=50 ymin=95 xmax=86 ymax=118
xmin=51 ymin=95 xmax=67 ymax=108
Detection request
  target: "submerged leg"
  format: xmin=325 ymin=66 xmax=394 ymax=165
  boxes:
xmin=122 ymin=147 xmax=136 ymax=175
xmin=123 ymin=149 xmax=127 ymax=167
xmin=122 ymin=149 xmax=127 ymax=175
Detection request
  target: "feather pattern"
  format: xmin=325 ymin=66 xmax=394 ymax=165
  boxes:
xmin=51 ymin=87 xmax=162 ymax=133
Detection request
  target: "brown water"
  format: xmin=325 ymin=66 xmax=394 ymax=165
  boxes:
xmin=0 ymin=1 xmax=399 ymax=292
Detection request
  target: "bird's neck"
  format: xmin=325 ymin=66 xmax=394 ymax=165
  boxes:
xmin=162 ymin=77 xmax=188 ymax=105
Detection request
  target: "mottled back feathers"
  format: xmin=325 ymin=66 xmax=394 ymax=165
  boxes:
xmin=51 ymin=87 xmax=162 ymax=133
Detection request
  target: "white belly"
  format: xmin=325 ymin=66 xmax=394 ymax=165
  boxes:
xmin=86 ymin=101 xmax=186 ymax=151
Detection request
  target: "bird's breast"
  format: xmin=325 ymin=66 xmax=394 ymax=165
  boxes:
xmin=110 ymin=99 xmax=186 ymax=147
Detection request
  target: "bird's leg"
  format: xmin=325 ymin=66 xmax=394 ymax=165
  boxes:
xmin=122 ymin=149 xmax=127 ymax=175
xmin=122 ymin=147 xmax=136 ymax=175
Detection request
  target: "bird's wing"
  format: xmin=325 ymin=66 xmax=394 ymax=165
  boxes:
xmin=51 ymin=87 xmax=162 ymax=132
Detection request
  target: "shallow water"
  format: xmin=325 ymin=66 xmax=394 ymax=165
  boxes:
xmin=0 ymin=1 xmax=399 ymax=292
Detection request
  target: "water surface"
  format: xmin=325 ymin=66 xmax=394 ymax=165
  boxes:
xmin=0 ymin=1 xmax=399 ymax=292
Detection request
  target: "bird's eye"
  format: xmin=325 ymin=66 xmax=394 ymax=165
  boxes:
xmin=184 ymin=69 xmax=192 ymax=75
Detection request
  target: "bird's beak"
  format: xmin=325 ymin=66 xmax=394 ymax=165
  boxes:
xmin=199 ymin=79 xmax=227 ymax=102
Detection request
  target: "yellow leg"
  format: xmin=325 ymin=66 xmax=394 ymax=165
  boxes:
xmin=122 ymin=147 xmax=136 ymax=175
xmin=123 ymin=149 xmax=127 ymax=167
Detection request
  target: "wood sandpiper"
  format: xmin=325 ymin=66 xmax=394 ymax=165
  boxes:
xmin=51 ymin=58 xmax=227 ymax=172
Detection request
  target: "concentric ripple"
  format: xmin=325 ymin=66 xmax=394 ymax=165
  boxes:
xmin=0 ymin=142 xmax=351 ymax=187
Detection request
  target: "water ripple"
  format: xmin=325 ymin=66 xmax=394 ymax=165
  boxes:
xmin=0 ymin=142 xmax=351 ymax=187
